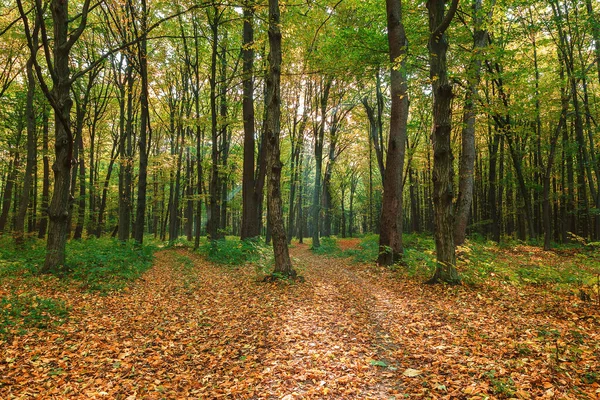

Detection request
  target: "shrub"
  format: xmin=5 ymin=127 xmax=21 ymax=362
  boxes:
xmin=311 ymin=236 xmax=341 ymax=256
xmin=199 ymin=237 xmax=271 ymax=267
xmin=66 ymin=238 xmax=155 ymax=292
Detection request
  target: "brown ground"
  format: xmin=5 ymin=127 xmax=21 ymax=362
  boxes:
xmin=1 ymin=240 xmax=599 ymax=399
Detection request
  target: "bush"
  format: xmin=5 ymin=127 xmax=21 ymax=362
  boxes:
xmin=199 ymin=237 xmax=271 ymax=267
xmin=341 ymin=234 xmax=379 ymax=263
xmin=66 ymin=238 xmax=155 ymax=292
xmin=311 ymin=236 xmax=341 ymax=256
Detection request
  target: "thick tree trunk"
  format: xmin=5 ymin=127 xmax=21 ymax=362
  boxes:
xmin=241 ymin=3 xmax=261 ymax=240
xmin=426 ymin=0 xmax=460 ymax=284
xmin=378 ymin=0 xmax=409 ymax=266
xmin=42 ymin=0 xmax=78 ymax=272
xmin=266 ymin=0 xmax=294 ymax=278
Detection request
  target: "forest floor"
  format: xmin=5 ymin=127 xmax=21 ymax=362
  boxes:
xmin=1 ymin=239 xmax=600 ymax=399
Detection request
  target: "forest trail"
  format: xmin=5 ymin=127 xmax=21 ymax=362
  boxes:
xmin=2 ymin=241 xmax=599 ymax=399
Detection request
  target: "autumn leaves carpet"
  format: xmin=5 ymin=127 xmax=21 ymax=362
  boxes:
xmin=1 ymin=242 xmax=599 ymax=398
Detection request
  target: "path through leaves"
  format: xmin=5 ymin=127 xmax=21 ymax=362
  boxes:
xmin=1 ymin=241 xmax=599 ymax=398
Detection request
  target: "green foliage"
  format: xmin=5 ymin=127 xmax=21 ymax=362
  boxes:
xmin=0 ymin=293 xmax=68 ymax=339
xmin=311 ymin=236 xmax=341 ymax=256
xmin=342 ymin=234 xmax=379 ymax=262
xmin=0 ymin=237 xmax=46 ymax=277
xmin=199 ymin=237 xmax=272 ymax=269
xmin=0 ymin=237 xmax=154 ymax=293
xmin=65 ymin=238 xmax=155 ymax=292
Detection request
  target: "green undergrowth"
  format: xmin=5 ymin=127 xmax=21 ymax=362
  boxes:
xmin=66 ymin=238 xmax=155 ymax=292
xmin=198 ymin=237 xmax=273 ymax=269
xmin=316 ymin=234 xmax=600 ymax=290
xmin=310 ymin=236 xmax=342 ymax=256
xmin=0 ymin=236 xmax=155 ymax=292
xmin=0 ymin=293 xmax=68 ymax=339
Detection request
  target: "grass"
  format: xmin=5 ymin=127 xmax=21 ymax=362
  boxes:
xmin=0 ymin=236 xmax=155 ymax=292
xmin=312 ymin=233 xmax=600 ymax=293
xmin=0 ymin=292 xmax=69 ymax=339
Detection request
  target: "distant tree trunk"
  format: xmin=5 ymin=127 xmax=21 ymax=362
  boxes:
xmin=543 ymin=77 xmax=568 ymax=250
xmin=287 ymin=111 xmax=305 ymax=243
xmin=169 ymin=132 xmax=184 ymax=242
xmin=488 ymin=125 xmax=502 ymax=243
xmin=14 ymin=57 xmax=37 ymax=245
xmin=207 ymin=7 xmax=223 ymax=240
xmin=378 ymin=0 xmax=409 ymax=266
xmin=73 ymin=120 xmax=86 ymax=240
xmin=362 ymin=91 xmax=385 ymax=183
xmin=38 ymin=107 xmax=50 ymax=238
xmin=349 ymin=169 xmax=358 ymax=238
xmin=96 ymin=140 xmax=118 ymax=238
xmin=311 ymin=79 xmax=331 ymax=248
xmin=0 ymin=152 xmax=20 ymax=234
xmin=426 ymin=0 xmax=460 ymax=284
xmin=118 ymin=65 xmax=134 ymax=242
xmin=266 ymin=0 xmax=295 ymax=278
xmin=134 ymin=0 xmax=150 ymax=244
xmin=454 ymin=0 xmax=489 ymax=246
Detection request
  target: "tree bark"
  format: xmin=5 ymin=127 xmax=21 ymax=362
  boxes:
xmin=266 ymin=0 xmax=294 ymax=278
xmin=134 ymin=0 xmax=150 ymax=243
xmin=426 ymin=0 xmax=460 ymax=284
xmin=454 ymin=0 xmax=489 ymax=246
xmin=240 ymin=2 xmax=261 ymax=240
xmin=378 ymin=0 xmax=409 ymax=266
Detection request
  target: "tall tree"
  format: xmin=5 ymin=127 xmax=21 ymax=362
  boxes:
xmin=265 ymin=0 xmax=295 ymax=278
xmin=454 ymin=0 xmax=491 ymax=246
xmin=378 ymin=0 xmax=409 ymax=266
xmin=17 ymin=0 xmax=93 ymax=272
xmin=426 ymin=0 xmax=461 ymax=284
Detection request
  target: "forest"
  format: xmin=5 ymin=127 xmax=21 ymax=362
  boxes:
xmin=1 ymin=0 xmax=599 ymax=398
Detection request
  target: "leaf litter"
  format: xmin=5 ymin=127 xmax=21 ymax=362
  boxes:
xmin=1 ymin=241 xmax=599 ymax=399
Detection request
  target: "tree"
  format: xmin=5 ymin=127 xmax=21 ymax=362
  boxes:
xmin=378 ymin=0 xmax=409 ymax=266
xmin=17 ymin=0 xmax=93 ymax=273
xmin=426 ymin=0 xmax=461 ymax=284
xmin=265 ymin=0 xmax=295 ymax=279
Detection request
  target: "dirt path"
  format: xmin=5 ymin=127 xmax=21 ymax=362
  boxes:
xmin=1 ymin=242 xmax=599 ymax=399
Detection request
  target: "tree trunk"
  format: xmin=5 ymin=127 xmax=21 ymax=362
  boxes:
xmin=134 ymin=0 xmax=150 ymax=244
xmin=241 ymin=2 xmax=260 ymax=240
xmin=207 ymin=8 xmax=223 ymax=240
xmin=118 ymin=66 xmax=134 ymax=242
xmin=426 ymin=0 xmax=460 ymax=284
xmin=266 ymin=0 xmax=295 ymax=278
xmin=454 ymin=0 xmax=488 ymax=246
xmin=38 ymin=107 xmax=50 ymax=238
xmin=311 ymin=79 xmax=331 ymax=248
xmin=14 ymin=58 xmax=37 ymax=245
xmin=378 ymin=0 xmax=409 ymax=266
